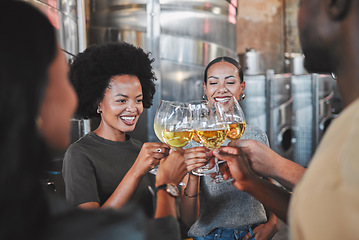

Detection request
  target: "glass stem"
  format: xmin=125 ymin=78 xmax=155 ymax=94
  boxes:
xmin=214 ymin=157 xmax=220 ymax=173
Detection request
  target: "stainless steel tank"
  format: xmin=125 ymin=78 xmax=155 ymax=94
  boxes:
xmin=24 ymin=0 xmax=81 ymax=59
xmin=291 ymin=74 xmax=334 ymax=167
xmin=266 ymin=70 xmax=294 ymax=160
xmin=240 ymin=48 xmax=266 ymax=133
xmin=242 ymin=70 xmax=294 ymax=160
xmin=88 ymin=0 xmax=238 ymax=142
xmin=315 ymin=75 xmax=335 ymax=142
xmin=239 ymin=48 xmax=265 ymax=76
xmin=242 ymin=74 xmax=267 ymax=133
xmin=284 ymin=53 xmax=308 ymax=75
xmin=291 ymin=74 xmax=312 ymax=166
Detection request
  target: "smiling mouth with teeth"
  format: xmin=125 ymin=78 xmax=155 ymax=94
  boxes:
xmin=120 ymin=116 xmax=136 ymax=121
xmin=214 ymin=97 xmax=231 ymax=103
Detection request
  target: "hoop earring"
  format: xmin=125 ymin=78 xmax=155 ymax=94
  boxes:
xmin=202 ymin=94 xmax=207 ymax=100
xmin=239 ymin=93 xmax=246 ymax=101
xmin=331 ymin=72 xmax=337 ymax=80
xmin=97 ymin=107 xmax=101 ymax=114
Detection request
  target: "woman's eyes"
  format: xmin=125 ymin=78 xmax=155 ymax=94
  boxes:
xmin=115 ymin=99 xmax=143 ymax=103
xmin=209 ymin=81 xmax=236 ymax=85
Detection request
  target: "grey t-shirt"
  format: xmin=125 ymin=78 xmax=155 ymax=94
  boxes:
xmin=187 ymin=124 xmax=269 ymax=237
xmin=62 ymin=132 xmax=155 ymax=217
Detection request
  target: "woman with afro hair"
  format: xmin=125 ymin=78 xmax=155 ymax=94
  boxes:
xmin=62 ymin=42 xmax=170 ymax=217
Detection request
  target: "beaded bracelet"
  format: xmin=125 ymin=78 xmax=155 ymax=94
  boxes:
xmin=183 ymin=188 xmax=200 ymax=198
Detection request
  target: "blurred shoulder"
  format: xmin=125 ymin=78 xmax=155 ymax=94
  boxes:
xmin=242 ymin=124 xmax=269 ymax=146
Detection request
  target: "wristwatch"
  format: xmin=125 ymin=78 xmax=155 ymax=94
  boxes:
xmin=155 ymin=183 xmax=179 ymax=197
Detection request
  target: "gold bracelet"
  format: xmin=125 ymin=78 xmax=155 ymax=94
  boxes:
xmin=183 ymin=188 xmax=200 ymax=198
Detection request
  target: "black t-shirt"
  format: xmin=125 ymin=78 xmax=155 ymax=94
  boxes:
xmin=62 ymin=132 xmax=155 ymax=217
xmin=42 ymin=192 xmax=180 ymax=240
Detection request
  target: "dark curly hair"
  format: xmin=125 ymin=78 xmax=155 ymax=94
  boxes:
xmin=69 ymin=42 xmax=157 ymax=119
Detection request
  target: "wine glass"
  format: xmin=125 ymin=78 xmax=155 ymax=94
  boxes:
xmin=188 ymin=100 xmax=217 ymax=176
xmin=216 ymin=96 xmax=246 ymax=181
xmin=224 ymin=96 xmax=246 ymax=140
xmin=150 ymin=100 xmax=177 ymax=174
xmin=194 ymin=102 xmax=228 ymax=183
xmin=153 ymin=100 xmax=175 ymax=143
xmin=162 ymin=102 xmax=193 ymax=149
xmin=161 ymin=102 xmax=193 ymax=186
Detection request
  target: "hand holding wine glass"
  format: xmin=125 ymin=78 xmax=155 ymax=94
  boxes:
xmin=194 ymin=101 xmax=228 ymax=183
xmin=214 ymin=96 xmax=246 ymax=181
xmin=188 ymin=100 xmax=217 ymax=176
xmin=150 ymin=100 xmax=172 ymax=174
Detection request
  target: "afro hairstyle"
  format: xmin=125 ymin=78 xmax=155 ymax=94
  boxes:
xmin=69 ymin=42 xmax=156 ymax=119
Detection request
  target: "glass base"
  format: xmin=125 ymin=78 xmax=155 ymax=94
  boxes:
xmin=211 ymin=159 xmax=234 ymax=183
xmin=191 ymin=164 xmax=216 ymax=176
xmin=149 ymin=165 xmax=158 ymax=175
xmin=211 ymin=174 xmax=234 ymax=183
xmin=211 ymin=173 xmax=225 ymax=183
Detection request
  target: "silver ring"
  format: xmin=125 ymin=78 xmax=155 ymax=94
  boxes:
xmin=156 ymin=148 xmax=162 ymax=153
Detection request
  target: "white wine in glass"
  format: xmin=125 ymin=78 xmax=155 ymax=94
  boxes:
xmin=224 ymin=96 xmax=246 ymax=140
xmin=154 ymin=100 xmax=176 ymax=143
xmin=188 ymin=100 xmax=218 ymax=176
xmin=162 ymin=130 xmax=194 ymax=148
xmin=195 ymin=128 xmax=227 ymax=150
xmin=226 ymin=122 xmax=246 ymax=140
xmin=150 ymin=100 xmax=176 ymax=175
xmin=195 ymin=101 xmax=228 ymax=182
xmin=154 ymin=123 xmax=165 ymax=143
xmin=162 ymin=129 xmax=194 ymax=148
xmin=162 ymin=102 xmax=193 ymax=149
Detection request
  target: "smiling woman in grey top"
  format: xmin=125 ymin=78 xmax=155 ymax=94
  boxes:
xmin=180 ymin=56 xmax=278 ymax=240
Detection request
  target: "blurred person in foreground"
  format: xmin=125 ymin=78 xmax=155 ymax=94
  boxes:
xmin=0 ymin=1 xmax=186 ymax=239
xmin=214 ymin=0 xmax=359 ymax=239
